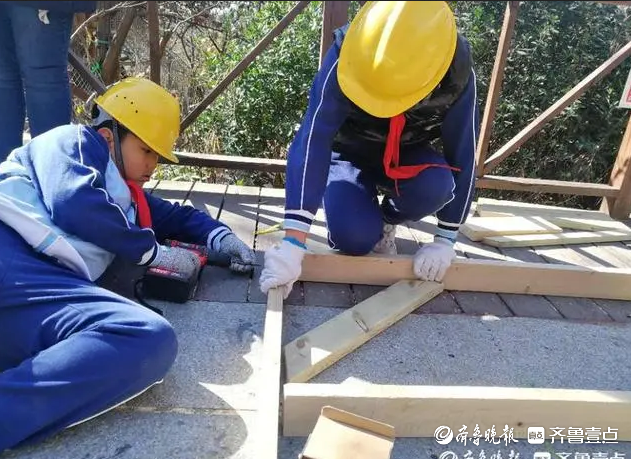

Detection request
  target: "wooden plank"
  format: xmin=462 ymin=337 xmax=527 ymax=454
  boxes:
xmin=475 ymin=1 xmax=520 ymax=177
xmin=180 ymin=1 xmax=310 ymax=132
xmin=163 ymin=151 xmax=287 ymax=173
xmin=298 ymin=253 xmax=631 ymax=301
xmin=475 ymin=197 xmax=611 ymax=220
xmin=483 ymin=38 xmax=631 ymax=174
xmin=476 ymin=175 xmax=619 ymax=197
xmin=250 ymin=187 xmax=304 ymax=305
xmin=283 ymin=383 xmax=631 ymax=439
xmin=461 ymin=215 xmax=562 ymax=242
xmin=284 ymin=280 xmax=443 ymax=383
xmin=549 ymin=216 xmax=631 ymax=232
xmin=603 ymin=116 xmax=631 ymax=219
xmin=481 ymin=230 xmax=631 ymax=248
xmin=477 ymin=198 xmax=631 ymax=230
xmin=257 ymin=288 xmax=284 ymax=459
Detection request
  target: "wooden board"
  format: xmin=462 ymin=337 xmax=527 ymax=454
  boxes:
xmin=548 ymin=216 xmax=631 ymax=232
xmin=298 ymin=253 xmax=631 ymax=300
xmin=476 ymin=197 xmax=614 ymax=221
xmin=283 ymin=383 xmax=631 ymax=439
xmin=284 ymin=280 xmax=443 ymax=383
xmin=257 ymin=288 xmax=284 ymax=459
xmin=461 ymin=215 xmax=562 ymax=241
xmin=481 ymin=230 xmax=631 ymax=248
xmin=475 ymin=198 xmax=631 ymax=232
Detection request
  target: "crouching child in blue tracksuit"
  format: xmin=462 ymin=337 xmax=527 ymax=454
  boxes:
xmin=260 ymin=2 xmax=480 ymax=299
xmin=0 ymin=77 xmax=255 ymax=451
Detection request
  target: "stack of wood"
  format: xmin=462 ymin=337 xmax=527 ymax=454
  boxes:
xmin=462 ymin=198 xmax=631 ymax=247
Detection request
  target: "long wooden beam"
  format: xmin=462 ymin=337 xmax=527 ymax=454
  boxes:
xmin=180 ymin=1 xmax=310 ymax=132
xmin=483 ymin=39 xmax=631 ymax=174
xmin=257 ymin=288 xmax=284 ymax=459
xmin=476 ymin=175 xmax=620 ymax=197
xmin=475 ymin=1 xmax=520 ymax=177
xmin=299 ymin=253 xmax=631 ymax=300
xmin=162 ymin=151 xmax=287 ymax=172
xmin=283 ymin=383 xmax=631 ymax=439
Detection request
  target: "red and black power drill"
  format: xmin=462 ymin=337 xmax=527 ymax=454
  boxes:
xmin=139 ymin=239 xmax=231 ymax=304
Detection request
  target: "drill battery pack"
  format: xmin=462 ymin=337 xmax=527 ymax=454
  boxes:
xmin=141 ymin=263 xmax=202 ymax=303
xmin=139 ymin=240 xmax=232 ymax=304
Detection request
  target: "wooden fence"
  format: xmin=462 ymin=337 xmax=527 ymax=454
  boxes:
xmin=69 ymin=0 xmax=631 ymax=219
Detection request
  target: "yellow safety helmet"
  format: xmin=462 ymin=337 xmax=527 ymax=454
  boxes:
xmin=94 ymin=77 xmax=180 ymax=163
xmin=338 ymin=1 xmax=458 ymax=118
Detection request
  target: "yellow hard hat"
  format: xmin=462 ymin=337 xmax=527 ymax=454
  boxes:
xmin=94 ymin=77 xmax=180 ymax=163
xmin=338 ymin=1 xmax=458 ymax=118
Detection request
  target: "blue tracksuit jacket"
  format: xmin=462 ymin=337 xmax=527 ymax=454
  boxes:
xmin=0 ymin=124 xmax=230 ymax=281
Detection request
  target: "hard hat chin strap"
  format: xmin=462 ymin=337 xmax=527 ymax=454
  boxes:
xmin=112 ymin=119 xmax=126 ymax=180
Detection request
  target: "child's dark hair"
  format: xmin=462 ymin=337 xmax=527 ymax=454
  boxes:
xmin=91 ymin=103 xmax=131 ymax=139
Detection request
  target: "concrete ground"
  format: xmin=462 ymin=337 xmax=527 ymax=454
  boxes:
xmin=3 ymin=298 xmax=631 ymax=459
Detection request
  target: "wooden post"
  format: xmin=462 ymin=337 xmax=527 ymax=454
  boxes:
xmin=601 ymin=115 xmax=631 ymax=219
xmin=147 ymin=1 xmax=160 ymax=84
xmin=180 ymin=1 xmax=310 ymax=132
xmin=96 ymin=1 xmax=114 ymax=63
xmin=483 ymin=38 xmax=631 ymax=175
xmin=475 ymin=1 xmax=519 ymax=177
xmin=319 ymin=1 xmax=350 ymax=68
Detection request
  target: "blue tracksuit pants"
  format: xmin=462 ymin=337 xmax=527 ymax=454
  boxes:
xmin=324 ymin=146 xmax=456 ymax=255
xmin=0 ymin=222 xmax=178 ymax=451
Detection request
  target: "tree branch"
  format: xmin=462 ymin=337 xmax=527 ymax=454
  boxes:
xmin=71 ymin=1 xmax=146 ymax=43
xmin=102 ymin=6 xmax=138 ymax=84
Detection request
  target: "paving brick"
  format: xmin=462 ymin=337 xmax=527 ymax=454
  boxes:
xmin=452 ymin=292 xmax=513 ymax=317
xmin=594 ymin=299 xmax=631 ymax=323
xmin=350 ymin=284 xmax=387 ymax=304
xmin=303 ymin=282 xmax=353 ymax=307
xmin=499 ymin=293 xmax=563 ymax=320
xmin=418 ymin=291 xmax=461 ymax=315
xmin=548 ymin=296 xmax=613 ymax=322
xmin=195 ymin=266 xmax=249 ymax=302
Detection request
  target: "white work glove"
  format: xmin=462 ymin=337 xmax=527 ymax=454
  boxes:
xmin=217 ymin=233 xmax=256 ymax=273
xmin=413 ymin=237 xmax=456 ymax=282
xmin=259 ymin=238 xmax=306 ymax=299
